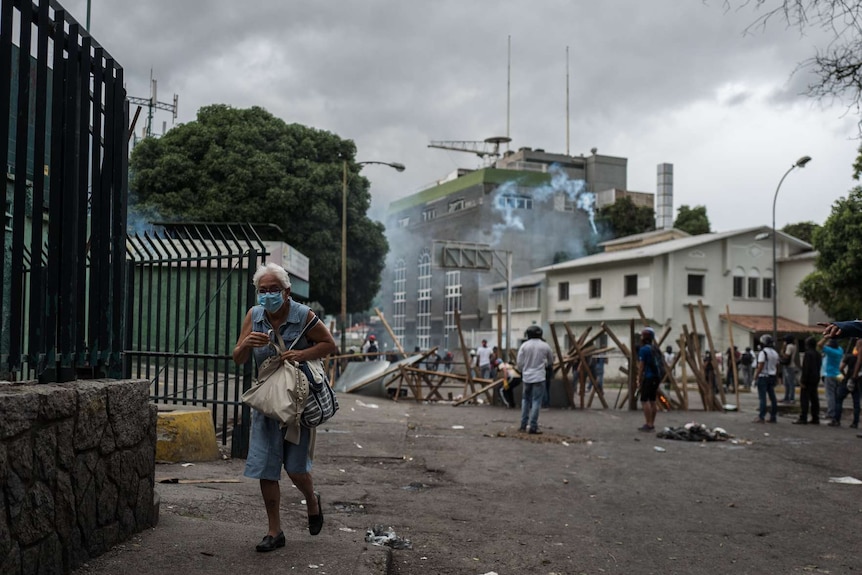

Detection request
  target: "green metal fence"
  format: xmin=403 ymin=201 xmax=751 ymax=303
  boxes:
xmin=125 ymin=223 xmax=268 ymax=456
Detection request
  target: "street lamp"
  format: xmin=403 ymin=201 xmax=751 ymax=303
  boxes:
xmin=341 ymin=160 xmax=406 ymax=353
xmin=772 ymin=155 xmax=812 ymax=343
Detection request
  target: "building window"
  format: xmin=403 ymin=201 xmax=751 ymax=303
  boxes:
xmin=747 ymin=268 xmax=760 ymax=299
xmin=445 ymin=270 xmax=461 ymax=335
xmin=448 ymin=199 xmax=464 ymax=213
xmin=397 ymin=217 xmax=409 ymax=228
xmin=392 ymin=259 xmax=406 ymax=345
xmin=422 ymin=208 xmax=436 ymax=222
xmin=732 ymin=276 xmax=744 ymax=298
xmin=558 ymin=281 xmax=570 ymax=301
xmin=496 ymin=194 xmax=533 ymax=210
xmin=762 ymin=277 xmax=773 ymax=300
xmin=489 ymin=287 xmax=540 ymax=312
xmin=589 ymin=278 xmax=601 ymax=299
xmin=417 ymin=250 xmax=432 ymax=349
xmin=687 ymin=274 xmax=705 ymax=297
xmin=747 ymin=277 xmax=759 ymax=299
xmin=624 ymin=274 xmax=638 ymax=297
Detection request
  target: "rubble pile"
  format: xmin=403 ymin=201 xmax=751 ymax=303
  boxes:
xmin=657 ymin=422 xmax=731 ymax=442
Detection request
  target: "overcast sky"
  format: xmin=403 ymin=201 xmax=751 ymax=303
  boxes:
xmin=67 ymin=0 xmax=860 ymax=233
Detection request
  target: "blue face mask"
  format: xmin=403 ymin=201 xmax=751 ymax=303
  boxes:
xmin=258 ymin=292 xmax=285 ymax=313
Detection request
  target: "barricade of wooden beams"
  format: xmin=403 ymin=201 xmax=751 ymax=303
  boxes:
xmin=345 ymin=302 xmax=735 ymax=411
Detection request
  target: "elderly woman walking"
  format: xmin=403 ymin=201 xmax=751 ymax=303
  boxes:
xmin=233 ymin=263 xmax=337 ymax=552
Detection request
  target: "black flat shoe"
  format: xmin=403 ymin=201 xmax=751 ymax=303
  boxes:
xmin=308 ymin=493 xmax=323 ymax=536
xmin=255 ymin=531 xmax=285 ymax=552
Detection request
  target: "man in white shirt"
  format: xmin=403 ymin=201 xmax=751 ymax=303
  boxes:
xmin=753 ymin=334 xmax=780 ymax=423
xmin=517 ymin=326 xmax=555 ymax=434
xmin=475 ymin=339 xmax=493 ymax=379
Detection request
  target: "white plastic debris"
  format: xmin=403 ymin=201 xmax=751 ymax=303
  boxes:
xmin=452 ymin=425 xmax=465 ymax=429
xmin=354 ymin=443 xmax=363 ymax=449
xmin=561 ymin=441 xmax=570 ymax=446
xmin=365 ymin=525 xmax=413 ymax=550
xmin=338 ymin=527 xmax=355 ymax=533
xmin=356 ymin=400 xmax=379 ymax=409
xmin=181 ymin=463 xmax=195 ymax=467
xmin=829 ymin=476 xmax=862 ymax=485
xmin=653 ymin=446 xmax=666 ymax=453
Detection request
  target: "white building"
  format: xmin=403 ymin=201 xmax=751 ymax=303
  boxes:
xmin=487 ymin=227 xmax=823 ymax=366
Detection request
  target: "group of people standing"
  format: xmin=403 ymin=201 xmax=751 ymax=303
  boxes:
xmin=744 ymin=330 xmax=860 ymax=429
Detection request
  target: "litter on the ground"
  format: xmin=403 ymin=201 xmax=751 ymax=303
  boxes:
xmin=657 ymin=422 xmax=732 ymax=442
xmin=365 ymin=525 xmax=413 ymax=549
xmin=355 ymin=400 xmax=379 ymax=409
xmin=180 ymin=463 xmax=195 ymax=467
xmin=338 ymin=527 xmax=355 ymax=532
xmin=654 ymin=446 xmax=666 ymax=452
xmin=828 ymin=476 xmax=862 ymax=485
xmin=452 ymin=425 xmax=465 ymax=429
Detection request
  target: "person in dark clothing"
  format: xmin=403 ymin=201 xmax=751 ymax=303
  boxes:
xmin=793 ymin=336 xmax=821 ymax=425
xmin=835 ymin=341 xmax=861 ymax=428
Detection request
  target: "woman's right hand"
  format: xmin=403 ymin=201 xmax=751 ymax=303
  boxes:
xmin=245 ymin=331 xmax=270 ymax=349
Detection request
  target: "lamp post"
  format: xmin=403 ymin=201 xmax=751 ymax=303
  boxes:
xmin=341 ymin=160 xmax=405 ymax=354
xmin=771 ymin=155 xmax=812 ymax=343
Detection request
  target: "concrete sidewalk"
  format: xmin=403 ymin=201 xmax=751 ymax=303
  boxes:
xmin=75 ymin=388 xmax=862 ymax=575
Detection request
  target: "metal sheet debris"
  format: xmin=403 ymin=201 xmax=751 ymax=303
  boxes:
xmin=828 ymin=476 xmax=862 ymax=485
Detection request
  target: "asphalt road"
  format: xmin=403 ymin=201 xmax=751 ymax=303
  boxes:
xmin=76 ymin=390 xmax=862 ymax=575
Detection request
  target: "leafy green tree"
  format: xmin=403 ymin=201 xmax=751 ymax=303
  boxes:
xmin=129 ymin=104 xmax=388 ymax=315
xmin=781 ymin=221 xmax=821 ymax=245
xmin=595 ymin=196 xmax=655 ymax=239
xmin=673 ymin=205 xmax=711 ymax=235
xmin=797 ymin=187 xmax=862 ymax=319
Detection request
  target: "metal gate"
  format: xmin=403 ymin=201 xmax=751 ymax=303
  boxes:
xmin=1 ymin=0 xmax=128 ymax=382
xmin=125 ymin=223 xmax=268 ymax=456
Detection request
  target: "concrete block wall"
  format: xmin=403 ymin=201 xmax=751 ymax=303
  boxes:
xmin=0 ymin=380 xmax=157 ymax=574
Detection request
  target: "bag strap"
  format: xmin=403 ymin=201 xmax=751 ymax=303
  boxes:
xmin=269 ymin=313 xmax=320 ymax=353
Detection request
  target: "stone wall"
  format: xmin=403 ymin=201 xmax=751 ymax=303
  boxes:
xmin=0 ymin=380 xmax=157 ymax=574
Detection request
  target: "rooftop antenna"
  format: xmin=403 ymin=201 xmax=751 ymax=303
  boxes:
xmin=566 ymin=46 xmax=570 ymax=157
xmin=506 ymin=35 xmax=511 ymax=151
xmin=128 ymin=69 xmax=179 ymax=139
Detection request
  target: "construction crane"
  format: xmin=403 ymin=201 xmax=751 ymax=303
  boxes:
xmin=428 ymin=136 xmax=512 ymax=160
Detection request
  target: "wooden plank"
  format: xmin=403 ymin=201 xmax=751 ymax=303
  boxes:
xmin=629 ymin=319 xmax=637 ymax=410
xmin=550 ymin=323 xmax=575 ymax=407
xmin=453 ymin=378 xmax=505 ymax=406
xmin=680 ymin=333 xmax=689 ymax=410
xmin=698 ymin=299 xmax=726 ymax=406
xmin=635 ymin=304 xmax=649 ymax=327
xmin=601 ymin=323 xmax=631 ymax=357
xmin=375 ymin=307 xmax=406 ymax=356
xmin=454 ymin=309 xmax=478 ymax=399
xmin=726 ymin=304 xmax=741 ymax=407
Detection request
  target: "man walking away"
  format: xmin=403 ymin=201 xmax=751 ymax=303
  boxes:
xmin=793 ymin=337 xmax=821 ymax=425
xmin=752 ymin=334 xmax=780 ymax=423
xmin=517 ymin=326 xmax=554 ymax=434
xmin=637 ymin=327 xmax=662 ymax=432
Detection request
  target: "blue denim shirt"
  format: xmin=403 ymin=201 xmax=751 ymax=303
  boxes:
xmin=251 ymin=298 xmax=311 ymax=369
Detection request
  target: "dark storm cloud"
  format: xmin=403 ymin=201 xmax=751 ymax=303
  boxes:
xmin=67 ymin=0 xmax=857 ymax=229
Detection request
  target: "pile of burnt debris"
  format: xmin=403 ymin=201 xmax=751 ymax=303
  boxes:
xmin=657 ymin=422 xmax=731 ymax=442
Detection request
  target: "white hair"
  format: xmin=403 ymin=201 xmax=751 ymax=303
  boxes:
xmin=252 ymin=263 xmax=291 ymax=289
